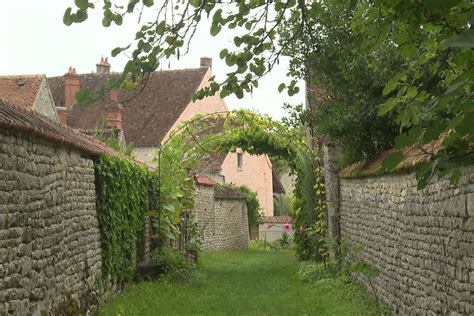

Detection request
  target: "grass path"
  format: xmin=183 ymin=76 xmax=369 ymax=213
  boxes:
xmin=100 ymin=249 xmax=379 ymax=315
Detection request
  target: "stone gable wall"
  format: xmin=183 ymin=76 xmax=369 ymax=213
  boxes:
xmin=33 ymin=78 xmax=59 ymax=121
xmin=338 ymin=167 xmax=474 ymax=314
xmin=0 ymin=129 xmax=102 ymax=315
xmin=194 ymin=184 xmax=249 ymax=251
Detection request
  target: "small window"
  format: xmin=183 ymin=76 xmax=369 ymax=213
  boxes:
xmin=237 ymin=153 xmax=243 ymax=169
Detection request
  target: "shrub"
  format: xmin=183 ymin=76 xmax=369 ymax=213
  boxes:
xmin=297 ymin=262 xmax=331 ymax=283
xmin=249 ymin=238 xmax=284 ymax=251
xmin=278 ymin=232 xmax=291 ymax=248
xmin=152 ymin=248 xmax=200 ymax=283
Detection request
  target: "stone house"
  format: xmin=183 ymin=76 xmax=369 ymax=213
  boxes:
xmin=47 ymin=57 xmax=275 ymax=216
xmin=0 ymin=75 xmax=58 ymax=120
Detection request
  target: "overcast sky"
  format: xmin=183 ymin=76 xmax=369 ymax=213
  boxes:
xmin=0 ymin=0 xmax=305 ymax=119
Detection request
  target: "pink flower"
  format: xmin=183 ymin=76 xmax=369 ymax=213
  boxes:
xmin=283 ymin=223 xmax=291 ymax=232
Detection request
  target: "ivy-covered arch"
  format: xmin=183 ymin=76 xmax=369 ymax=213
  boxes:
xmin=158 ymin=110 xmax=327 ymax=260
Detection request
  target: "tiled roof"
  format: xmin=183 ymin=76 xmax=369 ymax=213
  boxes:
xmin=262 ymin=216 xmax=293 ymax=224
xmin=198 ymin=152 xmax=228 ymax=174
xmin=48 ymin=68 xmax=209 ymax=146
xmin=0 ymin=98 xmax=102 ymax=156
xmin=194 ymin=175 xmax=215 ymax=187
xmin=193 ymin=116 xmax=228 ymax=174
xmin=0 ymin=75 xmax=43 ymax=109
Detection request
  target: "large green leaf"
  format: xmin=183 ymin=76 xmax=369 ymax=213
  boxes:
xmin=441 ymin=30 xmax=474 ymax=48
xmin=74 ymin=0 xmax=89 ymax=10
xmin=378 ymin=98 xmax=398 ymax=116
xmin=382 ymin=151 xmax=404 ymax=171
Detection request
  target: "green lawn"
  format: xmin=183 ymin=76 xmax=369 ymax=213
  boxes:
xmin=100 ymin=249 xmax=380 ymax=315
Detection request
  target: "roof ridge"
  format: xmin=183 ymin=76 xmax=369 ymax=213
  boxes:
xmin=48 ymin=67 xmax=207 ymax=79
xmin=0 ymin=74 xmax=45 ymax=78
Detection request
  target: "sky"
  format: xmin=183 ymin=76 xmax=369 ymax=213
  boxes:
xmin=0 ymin=0 xmax=305 ymax=119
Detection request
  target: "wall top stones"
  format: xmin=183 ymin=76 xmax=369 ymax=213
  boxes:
xmin=0 ymin=99 xmax=102 ymax=156
xmin=339 ymin=139 xmax=445 ymax=178
xmin=214 ymin=185 xmax=245 ymax=199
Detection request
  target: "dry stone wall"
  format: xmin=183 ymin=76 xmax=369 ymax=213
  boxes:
xmin=0 ymin=129 xmax=102 ymax=315
xmin=213 ymin=197 xmax=249 ymax=250
xmin=194 ymin=185 xmax=215 ymax=250
xmin=339 ymin=167 xmax=474 ymax=315
xmin=194 ymin=184 xmax=249 ymax=251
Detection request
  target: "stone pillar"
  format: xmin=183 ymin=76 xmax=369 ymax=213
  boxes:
xmin=323 ymin=144 xmax=341 ymax=247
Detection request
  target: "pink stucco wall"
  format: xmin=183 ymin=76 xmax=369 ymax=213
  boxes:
xmin=220 ymin=152 xmax=274 ymax=217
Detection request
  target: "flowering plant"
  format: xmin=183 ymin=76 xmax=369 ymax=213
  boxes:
xmin=283 ymin=223 xmax=291 ymax=232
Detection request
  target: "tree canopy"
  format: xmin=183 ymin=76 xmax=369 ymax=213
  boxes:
xmin=65 ymin=0 xmax=473 ymax=189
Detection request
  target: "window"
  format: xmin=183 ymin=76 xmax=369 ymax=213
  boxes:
xmin=237 ymin=153 xmax=243 ymax=169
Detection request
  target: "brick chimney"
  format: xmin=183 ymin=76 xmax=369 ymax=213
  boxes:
xmin=64 ymin=67 xmax=79 ymax=109
xmin=56 ymin=107 xmax=68 ymax=125
xmin=110 ymin=89 xmax=118 ymax=102
xmin=105 ymin=103 xmax=123 ymax=129
xmin=200 ymin=57 xmax=212 ymax=69
xmin=96 ymin=57 xmax=111 ymax=74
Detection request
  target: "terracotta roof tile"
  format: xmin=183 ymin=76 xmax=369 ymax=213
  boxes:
xmin=0 ymin=75 xmax=43 ymax=109
xmin=194 ymin=175 xmax=215 ymax=186
xmin=0 ymin=98 xmax=102 ymax=156
xmin=198 ymin=152 xmax=228 ymax=174
xmin=262 ymin=216 xmax=293 ymax=224
xmin=48 ymin=68 xmax=209 ymax=146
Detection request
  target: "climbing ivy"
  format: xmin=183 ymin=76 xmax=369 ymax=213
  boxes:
xmin=94 ymin=155 xmax=154 ymax=282
xmin=239 ymin=185 xmax=262 ymax=228
xmin=168 ymin=110 xmax=327 ymax=260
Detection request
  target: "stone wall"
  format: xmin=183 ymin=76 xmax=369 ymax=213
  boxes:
xmin=194 ymin=184 xmax=216 ymax=250
xmin=259 ymin=216 xmax=293 ymax=242
xmin=33 ymin=77 xmax=58 ymax=121
xmin=213 ymin=196 xmax=249 ymax=250
xmin=0 ymin=129 xmax=102 ymax=315
xmin=194 ymin=183 xmax=249 ymax=251
xmin=338 ymin=168 xmax=474 ymax=314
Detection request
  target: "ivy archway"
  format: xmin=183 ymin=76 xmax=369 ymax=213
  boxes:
xmin=157 ymin=110 xmax=327 ymax=261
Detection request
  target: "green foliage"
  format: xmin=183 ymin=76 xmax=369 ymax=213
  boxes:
xmin=278 ymin=232 xmax=291 ymax=248
xmin=64 ymin=1 xmax=313 ymax=101
xmin=65 ymin=0 xmax=473 ymax=189
xmin=292 ymin=152 xmax=324 ymax=261
xmin=248 ymin=238 xmax=282 ymax=251
xmin=129 ymin=109 xmax=323 ymax=262
xmin=93 ymin=123 xmax=135 ymax=157
xmin=297 ymin=262 xmax=331 ymax=283
xmin=352 ymin=0 xmax=474 ymax=188
xmin=282 ymin=0 xmax=401 ymax=166
xmin=151 ymin=248 xmax=200 ymax=283
xmin=152 ymin=128 xmax=199 ymax=250
xmin=94 ymin=155 xmax=153 ymax=282
xmin=238 ymin=185 xmax=261 ymax=227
